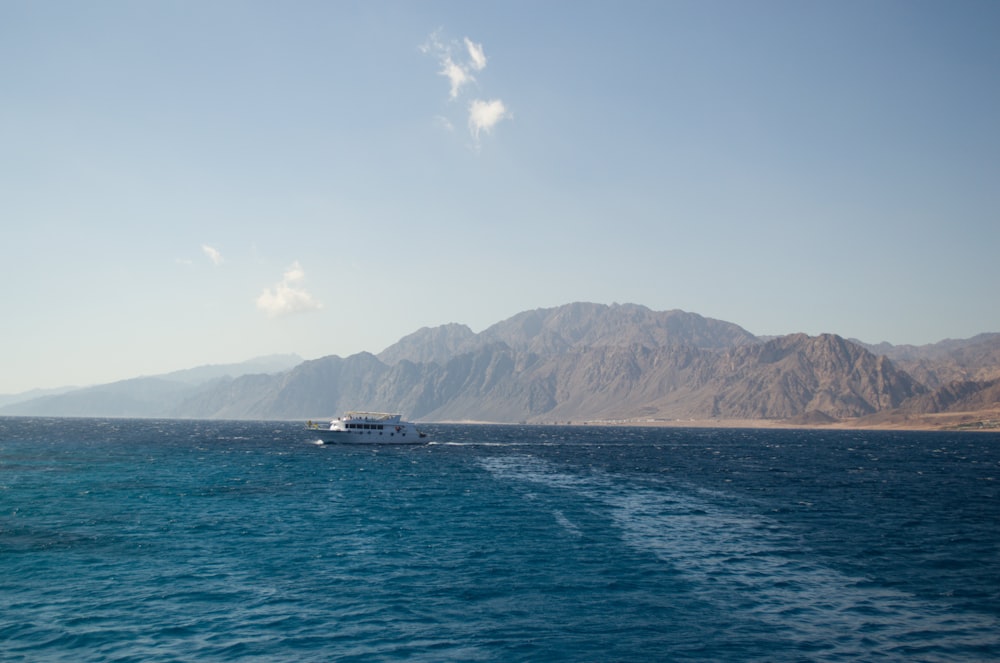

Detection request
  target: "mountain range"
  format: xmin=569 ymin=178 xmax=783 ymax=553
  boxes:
xmin=3 ymin=303 xmax=998 ymax=429
xmin=0 ymin=355 xmax=303 ymax=418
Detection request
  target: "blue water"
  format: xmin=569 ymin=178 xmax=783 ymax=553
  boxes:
xmin=2 ymin=418 xmax=999 ymax=661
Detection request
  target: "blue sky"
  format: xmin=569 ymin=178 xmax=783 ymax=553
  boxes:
xmin=2 ymin=1 xmax=998 ymax=393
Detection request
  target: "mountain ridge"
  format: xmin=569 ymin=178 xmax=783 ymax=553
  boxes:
xmin=4 ymin=304 xmax=998 ymax=428
xmin=0 ymin=354 xmax=303 ymax=418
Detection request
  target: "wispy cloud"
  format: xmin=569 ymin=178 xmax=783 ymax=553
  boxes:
xmin=434 ymin=115 xmax=455 ymax=133
xmin=256 ymin=261 xmax=322 ymax=318
xmin=465 ymin=37 xmax=487 ymax=71
xmin=422 ymin=30 xmax=510 ymax=145
xmin=441 ymin=55 xmax=473 ymax=99
xmin=202 ymin=244 xmax=224 ymax=266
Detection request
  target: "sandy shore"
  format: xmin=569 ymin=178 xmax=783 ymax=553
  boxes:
xmin=574 ymin=410 xmax=1000 ymax=432
xmin=436 ymin=409 xmax=1000 ymax=432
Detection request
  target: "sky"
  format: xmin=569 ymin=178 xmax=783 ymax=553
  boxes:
xmin=2 ymin=1 xmax=999 ymax=394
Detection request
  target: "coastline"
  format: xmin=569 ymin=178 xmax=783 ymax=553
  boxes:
xmin=576 ymin=410 xmax=1000 ymax=432
xmin=435 ymin=409 xmax=1000 ymax=432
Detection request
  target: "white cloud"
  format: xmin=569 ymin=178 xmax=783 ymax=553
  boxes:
xmin=465 ymin=37 xmax=487 ymax=71
xmin=469 ymin=99 xmax=511 ymax=139
xmin=422 ymin=31 xmax=475 ymax=99
xmin=202 ymin=244 xmax=223 ymax=266
xmin=441 ymin=56 xmax=473 ymax=99
xmin=256 ymin=261 xmax=322 ymax=318
xmin=423 ymin=30 xmax=511 ymax=145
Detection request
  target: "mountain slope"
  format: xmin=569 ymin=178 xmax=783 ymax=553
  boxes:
xmin=377 ymin=324 xmax=477 ymax=366
xmin=859 ymin=333 xmax=1000 ymax=388
xmin=0 ymin=355 xmax=302 ymax=418
xmin=705 ymin=334 xmax=925 ymax=419
xmin=375 ymin=303 xmax=759 ymax=368
xmin=515 ymin=334 xmax=924 ymax=422
xmin=181 ymin=331 xmax=925 ymax=424
xmin=479 ymin=302 xmax=758 ymax=355
xmin=0 ymin=377 xmax=195 ymax=418
xmin=6 ymin=302 xmax=996 ymax=426
xmin=896 ymin=378 xmax=1000 ymax=414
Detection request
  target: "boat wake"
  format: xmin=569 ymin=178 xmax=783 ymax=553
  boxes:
xmin=480 ymin=454 xmax=1000 ymax=660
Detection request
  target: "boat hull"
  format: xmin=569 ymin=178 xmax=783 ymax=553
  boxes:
xmin=314 ymin=430 xmax=426 ymax=445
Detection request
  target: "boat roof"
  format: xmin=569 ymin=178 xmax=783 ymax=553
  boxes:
xmin=342 ymin=411 xmax=402 ymax=420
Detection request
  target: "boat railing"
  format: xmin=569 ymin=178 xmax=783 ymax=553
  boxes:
xmin=343 ymin=411 xmax=401 ymax=422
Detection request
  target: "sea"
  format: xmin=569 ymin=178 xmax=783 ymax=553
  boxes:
xmin=1 ymin=418 xmax=999 ymax=662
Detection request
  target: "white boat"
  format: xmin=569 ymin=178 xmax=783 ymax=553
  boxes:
xmin=307 ymin=412 xmax=427 ymax=444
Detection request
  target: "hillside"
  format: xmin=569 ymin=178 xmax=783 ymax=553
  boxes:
xmin=166 ymin=305 xmax=948 ymax=425
xmin=0 ymin=355 xmax=302 ymax=418
xmin=4 ymin=304 xmax=998 ymax=428
xmin=859 ymin=333 xmax=1000 ymax=388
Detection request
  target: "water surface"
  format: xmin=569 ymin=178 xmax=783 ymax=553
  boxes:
xmin=2 ymin=418 xmax=998 ymax=661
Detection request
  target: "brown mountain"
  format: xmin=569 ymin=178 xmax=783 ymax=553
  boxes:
xmin=896 ymin=378 xmax=1000 ymax=415
xmin=493 ymin=333 xmax=925 ymax=423
xmin=848 ymin=333 xmax=1000 ymax=428
xmin=167 ymin=309 xmax=927 ymax=424
xmin=859 ymin=333 xmax=1000 ymax=389
xmin=711 ymin=334 xmax=924 ymax=419
xmin=7 ymin=302 xmax=996 ymax=427
xmin=377 ymin=323 xmax=478 ymax=366
xmin=475 ymin=302 xmax=758 ymax=354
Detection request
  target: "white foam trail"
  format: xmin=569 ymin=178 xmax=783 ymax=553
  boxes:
xmin=552 ymin=509 xmax=582 ymax=537
xmin=480 ymin=454 xmax=1000 ymax=660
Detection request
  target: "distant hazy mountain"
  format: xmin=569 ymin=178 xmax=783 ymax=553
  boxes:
xmin=160 ymin=354 xmax=304 ymax=384
xmin=0 ymin=386 xmax=79 ymax=409
xmin=6 ymin=304 xmax=999 ymax=426
xmin=0 ymin=354 xmax=302 ymax=418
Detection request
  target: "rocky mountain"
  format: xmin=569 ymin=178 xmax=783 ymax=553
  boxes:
xmin=419 ymin=332 xmax=923 ymax=423
xmin=857 ymin=333 xmax=1000 ymax=389
xmin=475 ymin=302 xmax=758 ymax=354
xmin=702 ymin=334 xmax=924 ymax=419
xmin=161 ymin=306 xmax=932 ymax=424
xmin=376 ymin=323 xmax=477 ymax=366
xmin=375 ymin=303 xmax=757 ymax=366
xmin=845 ymin=334 xmax=1000 ymax=427
xmin=5 ymin=304 xmax=997 ymax=427
xmin=896 ymin=378 xmax=1000 ymax=415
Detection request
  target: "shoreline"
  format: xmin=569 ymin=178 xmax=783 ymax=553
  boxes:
xmin=433 ymin=409 xmax=1000 ymax=432
xmin=584 ymin=411 xmax=1000 ymax=431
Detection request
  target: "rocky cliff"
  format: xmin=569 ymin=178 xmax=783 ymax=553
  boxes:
xmin=166 ymin=305 xmax=931 ymax=423
xmin=5 ymin=304 xmax=997 ymax=426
